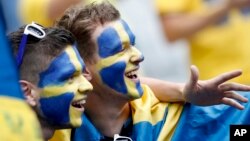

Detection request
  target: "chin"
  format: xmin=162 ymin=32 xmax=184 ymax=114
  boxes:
xmin=70 ymin=119 xmax=83 ymax=128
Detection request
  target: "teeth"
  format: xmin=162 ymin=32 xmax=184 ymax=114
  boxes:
xmin=79 ymin=100 xmax=86 ymax=105
xmin=72 ymin=100 xmax=86 ymax=108
xmin=126 ymin=70 xmax=138 ymax=77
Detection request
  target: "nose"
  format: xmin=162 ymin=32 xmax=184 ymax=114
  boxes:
xmin=129 ymin=47 xmax=144 ymax=64
xmin=78 ymin=75 xmax=93 ymax=94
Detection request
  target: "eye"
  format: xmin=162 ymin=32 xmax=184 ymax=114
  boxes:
xmin=120 ymin=47 xmax=126 ymax=52
xmin=68 ymin=76 xmax=74 ymax=84
xmin=121 ymin=43 xmax=130 ymax=52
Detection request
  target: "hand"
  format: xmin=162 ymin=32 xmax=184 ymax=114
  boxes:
xmin=183 ymin=65 xmax=250 ymax=110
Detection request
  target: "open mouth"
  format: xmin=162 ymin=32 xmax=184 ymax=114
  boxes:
xmin=71 ymin=99 xmax=86 ymax=112
xmin=125 ymin=68 xmax=139 ymax=82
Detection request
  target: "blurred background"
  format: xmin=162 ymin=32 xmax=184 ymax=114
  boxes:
xmin=2 ymin=0 xmax=250 ymax=84
xmin=1 ymin=0 xmax=190 ymax=83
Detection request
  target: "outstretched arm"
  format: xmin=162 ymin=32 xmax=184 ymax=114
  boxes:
xmin=140 ymin=77 xmax=185 ymax=102
xmin=159 ymin=0 xmax=250 ymax=41
xmin=142 ymin=65 xmax=250 ymax=110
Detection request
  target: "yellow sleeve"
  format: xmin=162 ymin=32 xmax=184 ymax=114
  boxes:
xmin=0 ymin=97 xmax=43 ymax=141
xmin=155 ymin=0 xmax=190 ymax=14
xmin=18 ymin=0 xmax=53 ymax=27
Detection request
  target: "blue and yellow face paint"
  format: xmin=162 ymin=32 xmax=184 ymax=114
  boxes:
xmin=96 ymin=20 xmax=144 ymax=99
xmin=38 ymin=45 xmax=93 ymax=127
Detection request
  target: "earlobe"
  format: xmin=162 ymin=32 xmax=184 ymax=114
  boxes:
xmin=19 ymin=80 xmax=37 ymax=107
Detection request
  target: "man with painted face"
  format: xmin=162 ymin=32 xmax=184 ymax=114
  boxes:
xmin=53 ymin=2 xmax=250 ymax=141
xmin=8 ymin=24 xmax=93 ymax=140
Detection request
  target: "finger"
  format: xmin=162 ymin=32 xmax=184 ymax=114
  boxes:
xmin=210 ymin=70 xmax=242 ymax=85
xmin=221 ymin=97 xmax=244 ymax=110
xmin=186 ymin=65 xmax=199 ymax=88
xmin=219 ymin=82 xmax=250 ymax=91
xmin=223 ymin=91 xmax=248 ymax=103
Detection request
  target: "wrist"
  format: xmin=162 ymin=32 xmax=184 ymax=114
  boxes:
xmin=179 ymin=83 xmax=186 ymax=102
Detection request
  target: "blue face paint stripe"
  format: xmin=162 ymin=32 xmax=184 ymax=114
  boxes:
xmin=97 ymin=27 xmax=123 ymax=58
xmin=100 ymin=62 xmax=128 ymax=94
xmin=136 ymin=82 xmax=143 ymax=97
xmin=38 ymin=51 xmax=76 ymax=88
xmin=121 ymin=20 xmax=136 ymax=46
xmin=39 ymin=92 xmax=74 ymax=124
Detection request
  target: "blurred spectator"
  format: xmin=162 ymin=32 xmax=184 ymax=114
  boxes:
xmin=18 ymin=0 xmax=83 ymax=26
xmin=0 ymin=0 xmax=21 ymax=33
xmin=156 ymin=0 xmax=250 ymax=84
xmin=1 ymin=0 xmax=83 ymax=33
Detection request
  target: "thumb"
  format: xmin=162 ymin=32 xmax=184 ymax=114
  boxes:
xmin=187 ymin=65 xmax=199 ymax=88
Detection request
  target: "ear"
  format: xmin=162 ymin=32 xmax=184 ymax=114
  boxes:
xmin=19 ymin=80 xmax=38 ymax=107
xmin=83 ymin=67 xmax=92 ymax=81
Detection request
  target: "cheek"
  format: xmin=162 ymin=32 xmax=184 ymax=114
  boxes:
xmin=39 ymin=92 xmax=74 ymax=124
xmin=99 ymin=62 xmax=128 ymax=94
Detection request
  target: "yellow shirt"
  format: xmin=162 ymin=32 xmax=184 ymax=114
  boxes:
xmin=0 ymin=97 xmax=43 ymax=141
xmin=19 ymin=0 xmax=53 ymax=26
xmin=156 ymin=0 xmax=250 ymax=84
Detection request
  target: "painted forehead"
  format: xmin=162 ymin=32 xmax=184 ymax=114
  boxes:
xmin=38 ymin=45 xmax=85 ymax=87
xmin=97 ymin=20 xmax=136 ymax=58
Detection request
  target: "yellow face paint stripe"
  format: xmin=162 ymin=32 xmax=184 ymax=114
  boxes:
xmin=40 ymin=46 xmax=84 ymax=98
xmin=69 ymin=103 xmax=82 ymax=127
xmin=124 ymin=78 xmax=140 ymax=98
xmin=65 ymin=46 xmax=82 ymax=74
xmin=41 ymin=84 xmax=77 ymax=98
xmin=96 ymin=21 xmax=138 ymax=69
xmin=113 ymin=22 xmax=131 ymax=47
xmin=96 ymin=54 xmax=122 ymax=70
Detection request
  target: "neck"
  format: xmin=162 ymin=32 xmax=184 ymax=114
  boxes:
xmin=85 ymin=89 xmax=131 ymax=137
xmin=38 ymin=116 xmax=56 ymax=140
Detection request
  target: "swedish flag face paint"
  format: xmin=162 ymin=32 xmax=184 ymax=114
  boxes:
xmin=38 ymin=45 xmax=93 ymax=128
xmin=95 ymin=20 xmax=144 ymax=99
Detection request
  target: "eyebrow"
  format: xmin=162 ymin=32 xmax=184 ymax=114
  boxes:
xmin=38 ymin=46 xmax=84 ymax=88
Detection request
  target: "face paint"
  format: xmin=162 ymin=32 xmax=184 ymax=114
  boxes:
xmin=96 ymin=20 xmax=143 ymax=99
xmin=38 ymin=45 xmax=93 ymax=127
